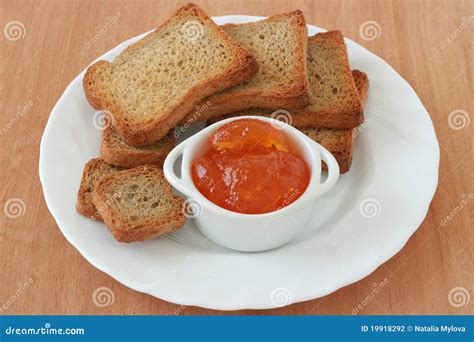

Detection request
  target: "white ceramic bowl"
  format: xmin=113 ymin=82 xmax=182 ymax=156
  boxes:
xmin=164 ymin=116 xmax=340 ymax=252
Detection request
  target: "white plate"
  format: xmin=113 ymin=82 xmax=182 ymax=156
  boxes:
xmin=39 ymin=16 xmax=439 ymax=310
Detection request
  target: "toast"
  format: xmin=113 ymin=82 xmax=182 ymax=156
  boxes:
xmin=290 ymin=68 xmax=368 ymax=128
xmin=300 ymin=128 xmax=355 ymax=173
xmin=207 ymin=31 xmax=363 ymax=128
xmin=351 ymin=69 xmax=369 ymax=104
xmin=101 ymin=126 xmax=175 ymax=168
xmin=83 ymin=3 xmax=259 ymax=146
xmin=76 ymin=158 xmax=122 ymax=221
xmin=179 ymin=11 xmax=310 ymax=125
xmin=300 ymin=69 xmax=369 ymax=173
xmin=293 ymin=30 xmax=363 ymax=127
xmin=92 ymin=165 xmax=186 ymax=242
xmin=209 ymin=69 xmax=369 ymax=124
xmin=208 ymin=70 xmax=369 ymax=173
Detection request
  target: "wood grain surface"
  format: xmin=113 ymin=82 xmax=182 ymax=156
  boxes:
xmin=1 ymin=0 xmax=473 ymax=315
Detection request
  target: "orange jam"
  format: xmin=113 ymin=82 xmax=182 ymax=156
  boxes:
xmin=191 ymin=119 xmax=310 ymax=214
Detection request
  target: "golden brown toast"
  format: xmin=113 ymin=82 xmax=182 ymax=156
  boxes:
xmin=179 ymin=11 xmax=310 ymax=125
xmin=207 ymin=31 xmax=363 ymax=129
xmin=101 ymin=126 xmax=175 ymax=168
xmin=92 ymin=165 xmax=186 ymax=242
xmin=83 ymin=3 xmax=258 ymax=146
xmin=76 ymin=158 xmax=122 ymax=221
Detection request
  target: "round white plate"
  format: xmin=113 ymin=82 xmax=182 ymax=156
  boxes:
xmin=39 ymin=16 xmax=439 ymax=310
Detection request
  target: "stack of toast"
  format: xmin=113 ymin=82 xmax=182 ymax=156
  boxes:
xmin=77 ymin=3 xmax=369 ymax=242
xmin=205 ymin=31 xmax=369 ymax=173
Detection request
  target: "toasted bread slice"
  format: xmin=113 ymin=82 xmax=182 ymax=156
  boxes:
xmin=291 ymin=68 xmax=369 ymax=128
xmin=92 ymin=165 xmax=186 ymax=242
xmin=351 ymin=69 xmax=369 ymax=103
xmin=178 ymin=11 xmax=310 ymax=125
xmin=209 ymin=69 xmax=369 ymax=125
xmin=84 ymin=3 xmax=258 ymax=146
xmin=292 ymin=30 xmax=363 ymax=127
xmin=300 ymin=69 xmax=369 ymax=173
xmin=208 ymin=70 xmax=369 ymax=173
xmin=101 ymin=126 xmax=175 ymax=168
xmin=76 ymin=158 xmax=122 ymax=221
xmin=207 ymin=31 xmax=363 ymax=128
xmin=300 ymin=128 xmax=355 ymax=173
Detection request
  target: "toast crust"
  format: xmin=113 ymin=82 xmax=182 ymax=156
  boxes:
xmin=92 ymin=165 xmax=186 ymax=243
xmin=351 ymin=69 xmax=369 ymax=103
xmin=178 ymin=10 xmax=310 ymax=125
xmin=325 ymin=148 xmax=354 ymax=174
xmin=101 ymin=127 xmax=175 ymax=168
xmin=83 ymin=3 xmax=259 ymax=146
xmin=83 ymin=60 xmax=109 ymax=111
xmin=76 ymin=158 xmax=121 ymax=221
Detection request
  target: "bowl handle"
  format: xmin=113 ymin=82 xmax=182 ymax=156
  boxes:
xmin=163 ymin=142 xmax=189 ymax=195
xmin=318 ymin=145 xmax=340 ymax=194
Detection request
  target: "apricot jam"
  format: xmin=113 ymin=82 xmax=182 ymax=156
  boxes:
xmin=192 ymin=119 xmax=310 ymax=214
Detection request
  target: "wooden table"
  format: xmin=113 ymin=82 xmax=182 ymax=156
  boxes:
xmin=1 ymin=0 xmax=472 ymax=315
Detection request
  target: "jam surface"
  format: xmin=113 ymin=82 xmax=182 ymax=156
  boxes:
xmin=192 ymin=119 xmax=310 ymax=214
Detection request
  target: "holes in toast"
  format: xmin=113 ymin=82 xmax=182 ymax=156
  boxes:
xmin=125 ymin=193 xmax=135 ymax=204
xmin=307 ymin=42 xmax=356 ymax=106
